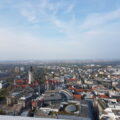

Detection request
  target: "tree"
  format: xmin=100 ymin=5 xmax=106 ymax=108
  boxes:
xmin=34 ymin=68 xmax=45 ymax=85
xmin=0 ymin=109 xmax=6 ymax=115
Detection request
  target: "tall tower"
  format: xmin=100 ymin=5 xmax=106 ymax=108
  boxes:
xmin=28 ymin=66 xmax=34 ymax=84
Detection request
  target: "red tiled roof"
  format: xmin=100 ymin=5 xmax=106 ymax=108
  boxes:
xmin=73 ymin=94 xmax=81 ymax=100
xmin=68 ymin=87 xmax=92 ymax=92
xmin=15 ymin=80 xmax=25 ymax=83
xmin=68 ymin=78 xmax=77 ymax=81
xmin=98 ymin=95 xmax=109 ymax=98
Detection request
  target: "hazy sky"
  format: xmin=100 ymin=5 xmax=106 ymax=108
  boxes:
xmin=0 ymin=0 xmax=120 ymax=60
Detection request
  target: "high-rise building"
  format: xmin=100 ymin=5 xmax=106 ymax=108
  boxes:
xmin=28 ymin=66 xmax=34 ymax=84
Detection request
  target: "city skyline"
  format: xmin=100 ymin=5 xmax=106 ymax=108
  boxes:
xmin=0 ymin=0 xmax=120 ymax=60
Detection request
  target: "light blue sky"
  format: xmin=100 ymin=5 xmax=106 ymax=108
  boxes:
xmin=0 ymin=0 xmax=120 ymax=60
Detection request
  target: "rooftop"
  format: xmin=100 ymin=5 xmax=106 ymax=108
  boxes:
xmin=0 ymin=115 xmax=63 ymax=120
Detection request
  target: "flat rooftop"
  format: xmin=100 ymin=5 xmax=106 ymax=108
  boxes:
xmin=0 ymin=115 xmax=64 ymax=120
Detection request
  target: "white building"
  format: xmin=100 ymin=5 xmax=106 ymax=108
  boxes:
xmin=0 ymin=80 xmax=8 ymax=89
xmin=28 ymin=67 xmax=34 ymax=84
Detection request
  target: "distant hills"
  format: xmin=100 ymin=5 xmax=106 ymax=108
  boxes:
xmin=0 ymin=59 xmax=120 ymax=65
